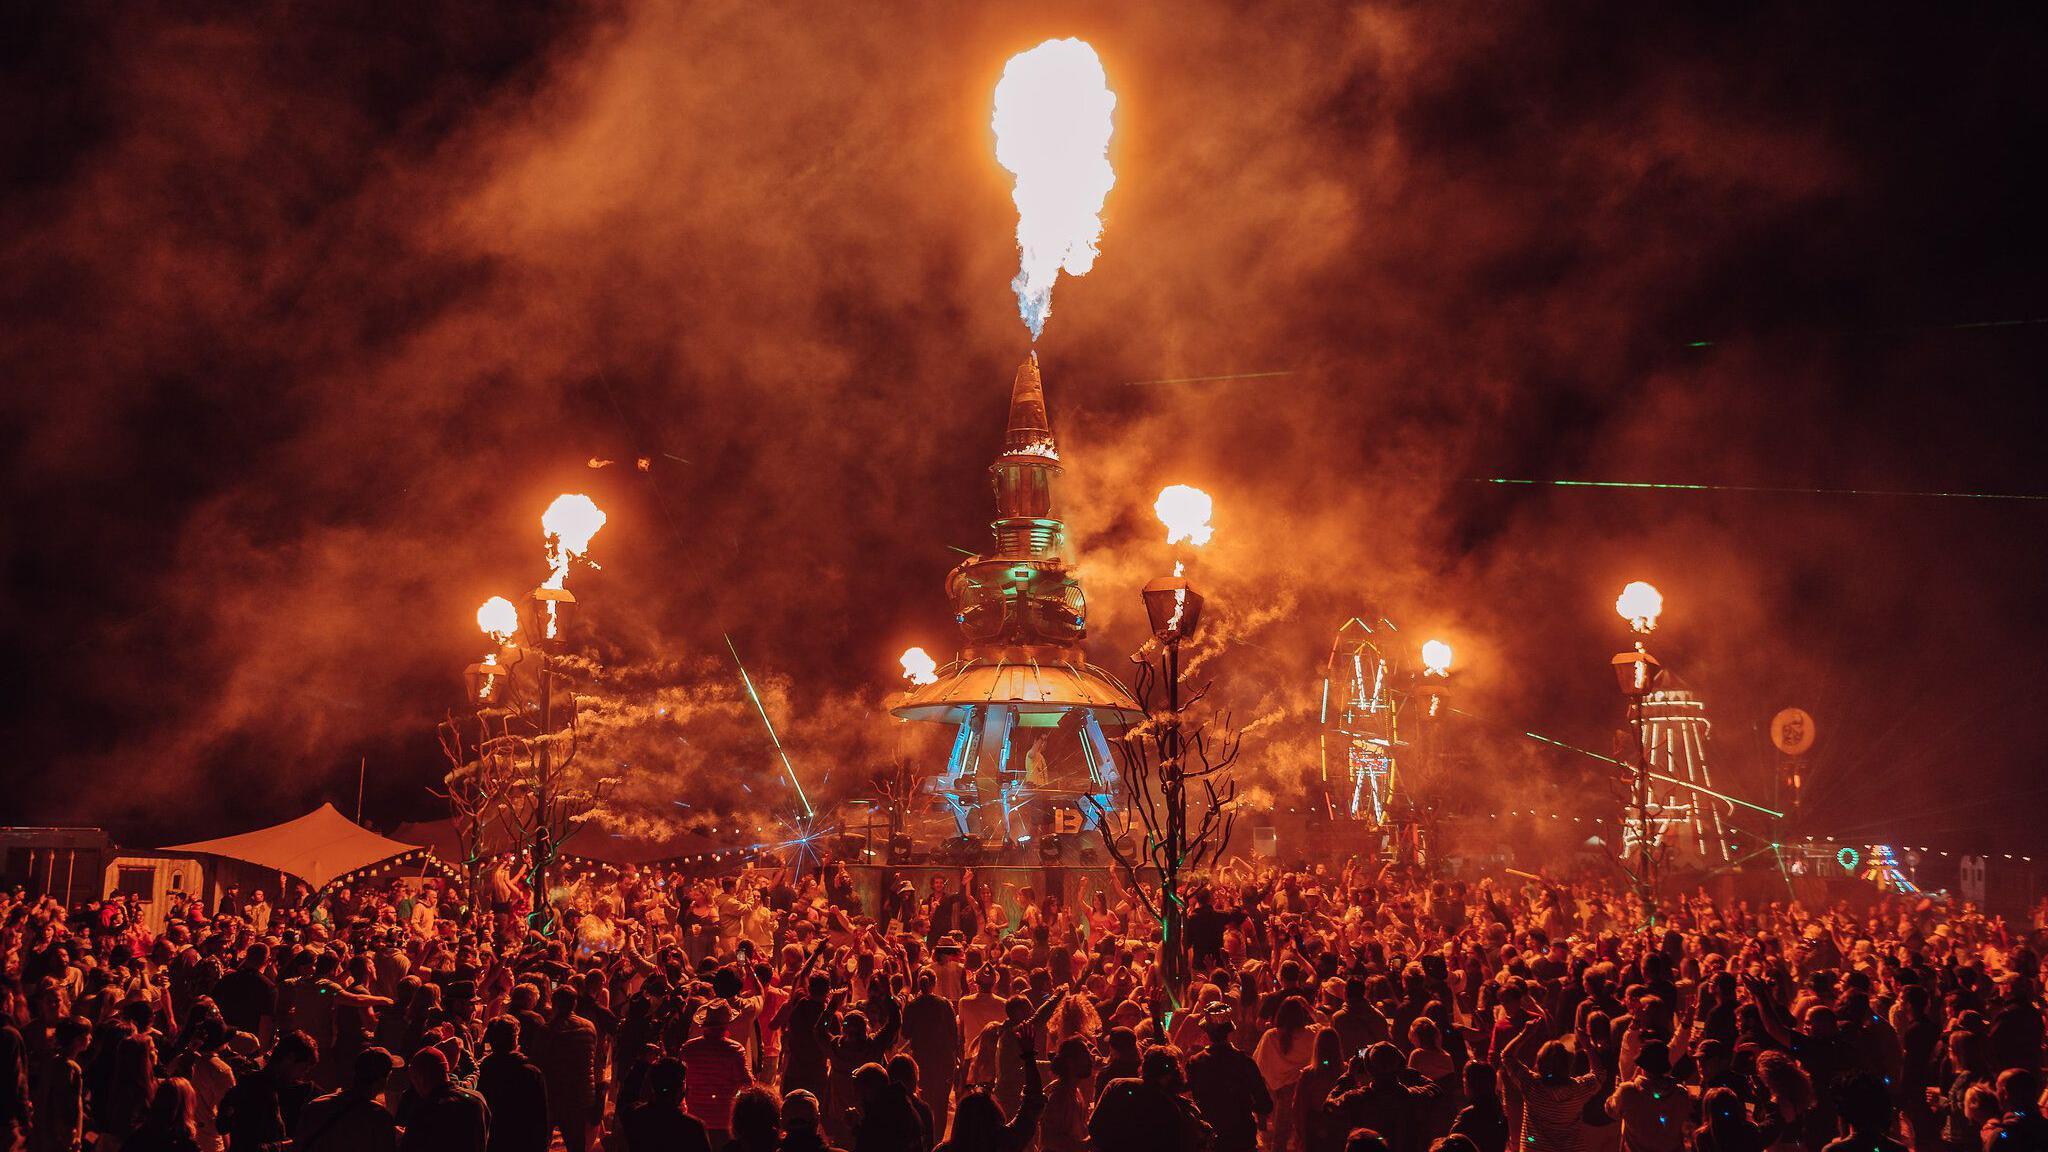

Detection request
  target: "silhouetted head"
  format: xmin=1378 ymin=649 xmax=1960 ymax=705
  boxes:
xmin=1141 ymin=1045 xmax=1186 ymax=1091
xmin=1346 ymin=1128 xmax=1391 ymax=1152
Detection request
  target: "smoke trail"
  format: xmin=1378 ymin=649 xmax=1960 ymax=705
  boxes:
xmin=992 ymin=38 xmax=1117 ymax=339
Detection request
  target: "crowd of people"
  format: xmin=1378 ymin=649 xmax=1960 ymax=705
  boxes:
xmin=3 ymin=850 xmax=2046 ymax=1152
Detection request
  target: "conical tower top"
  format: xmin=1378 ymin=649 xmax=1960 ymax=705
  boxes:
xmin=889 ymin=350 xmax=1141 ymax=734
xmin=1002 ymin=352 xmax=1053 ymax=455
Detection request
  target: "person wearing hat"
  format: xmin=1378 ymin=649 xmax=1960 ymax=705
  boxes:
xmin=295 ymin=1047 xmax=402 ymax=1152
xmin=930 ymin=936 xmax=966 ymax=1003
xmin=883 ymin=880 xmax=919 ymax=936
xmin=780 ymin=1089 xmax=841 ymax=1152
xmin=679 ymin=999 xmax=752 ymax=1145
xmin=215 ymin=1029 xmax=318 ymax=1152
xmin=1185 ymin=1002 xmax=1271 ymax=1152
xmin=396 ymin=1044 xmax=488 ymax=1152
xmin=1093 ymin=1027 xmax=1142 ymax=1101
xmin=1604 ymin=1038 xmax=1683 ymax=1152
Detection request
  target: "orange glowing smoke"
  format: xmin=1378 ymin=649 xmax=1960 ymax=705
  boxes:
xmin=540 ymin=493 xmax=607 ymax=638
xmin=900 ymin=647 xmax=939 ymax=686
xmin=992 ymin=38 xmax=1117 ymax=339
xmin=477 ymin=595 xmax=520 ymax=643
xmin=1421 ymin=639 xmax=1453 ymax=676
xmin=1616 ymin=580 xmax=1663 ymax=633
xmin=1154 ymin=484 xmax=1214 ymax=547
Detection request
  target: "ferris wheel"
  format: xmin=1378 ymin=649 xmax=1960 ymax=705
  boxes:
xmin=1320 ymin=617 xmax=1406 ymax=823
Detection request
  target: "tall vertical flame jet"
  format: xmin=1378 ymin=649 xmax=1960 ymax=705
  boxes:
xmin=893 ymin=356 xmax=1142 ymax=840
xmin=993 ymin=38 xmax=1117 ymax=339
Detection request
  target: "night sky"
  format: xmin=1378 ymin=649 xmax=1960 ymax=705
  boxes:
xmin=5 ymin=2 xmax=2046 ymax=853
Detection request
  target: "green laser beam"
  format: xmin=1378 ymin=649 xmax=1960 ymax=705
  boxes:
xmin=724 ymin=634 xmax=816 ymax=818
xmin=1456 ymin=710 xmax=1784 ymax=818
xmin=1704 ymin=842 xmax=1782 ymax=879
xmin=1769 ymin=842 xmax=1797 ymax=898
xmin=1478 ymin=478 xmax=2048 ymax=503
xmin=1121 ymin=370 xmax=1294 ymax=387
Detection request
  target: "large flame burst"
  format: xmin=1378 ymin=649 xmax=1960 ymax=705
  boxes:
xmin=993 ymin=38 xmax=1117 ymax=339
xmin=899 ymin=647 xmax=939 ymax=686
xmin=476 ymin=596 xmax=520 ymax=643
xmin=1421 ymin=639 xmax=1453 ymax=676
xmin=1616 ymin=581 xmax=1664 ymax=633
xmin=1154 ymin=484 xmax=1215 ymax=547
xmin=542 ymin=494 xmax=607 ymax=573
xmin=540 ymin=494 xmax=607 ymax=637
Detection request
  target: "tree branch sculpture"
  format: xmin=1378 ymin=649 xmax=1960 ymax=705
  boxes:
xmin=1088 ymin=640 xmax=1241 ymax=991
xmin=438 ymin=645 xmax=616 ymax=935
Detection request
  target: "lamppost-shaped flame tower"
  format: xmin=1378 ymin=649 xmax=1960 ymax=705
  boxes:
xmin=1634 ymin=677 xmax=1733 ymax=866
xmin=893 ymin=355 xmax=1142 ymax=841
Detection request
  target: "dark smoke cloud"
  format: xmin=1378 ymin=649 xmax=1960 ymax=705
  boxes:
xmin=5 ymin=1 xmax=2047 ymax=852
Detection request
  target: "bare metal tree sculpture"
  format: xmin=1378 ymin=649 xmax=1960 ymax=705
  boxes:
xmin=870 ymin=757 xmax=919 ymax=846
xmin=437 ymin=650 xmax=615 ymax=934
xmin=434 ymin=708 xmax=522 ymax=913
xmin=1088 ymin=642 xmax=1241 ymax=990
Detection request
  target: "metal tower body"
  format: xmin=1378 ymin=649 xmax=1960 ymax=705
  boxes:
xmin=892 ymin=356 xmax=1141 ymax=841
xmin=1625 ymin=682 xmax=1733 ymax=866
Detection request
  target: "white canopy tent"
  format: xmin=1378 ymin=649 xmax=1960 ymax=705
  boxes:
xmin=162 ymin=803 xmax=421 ymax=890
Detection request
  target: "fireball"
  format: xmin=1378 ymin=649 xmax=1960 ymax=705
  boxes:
xmin=1616 ymin=581 xmax=1663 ymax=633
xmin=900 ymin=647 xmax=939 ymax=686
xmin=1154 ymin=484 xmax=1214 ymax=547
xmin=542 ymin=494 xmax=607 ymax=569
xmin=540 ymin=494 xmax=606 ymax=638
xmin=476 ymin=596 xmax=520 ymax=643
xmin=993 ymin=38 xmax=1117 ymax=338
xmin=1421 ymin=639 xmax=1453 ymax=676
